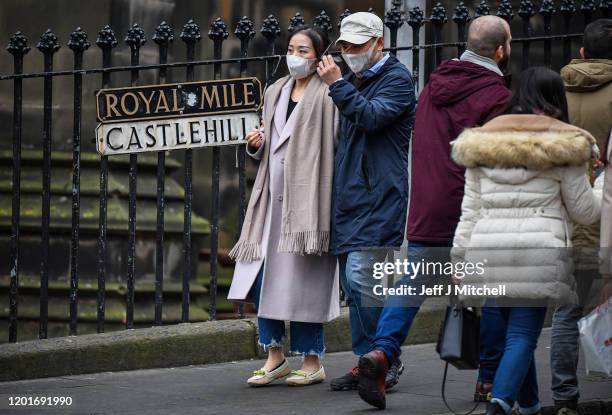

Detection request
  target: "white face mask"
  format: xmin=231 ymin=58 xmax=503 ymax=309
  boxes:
xmin=342 ymin=40 xmax=378 ymax=75
xmin=286 ymin=55 xmax=317 ymax=79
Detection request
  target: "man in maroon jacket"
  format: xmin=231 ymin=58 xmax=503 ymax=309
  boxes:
xmin=356 ymin=16 xmax=513 ymax=410
xmin=407 ymin=16 xmax=512 ymax=244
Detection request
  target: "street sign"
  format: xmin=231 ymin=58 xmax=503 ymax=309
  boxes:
xmin=95 ymin=113 xmax=260 ymax=156
xmin=95 ymin=77 xmax=262 ymax=156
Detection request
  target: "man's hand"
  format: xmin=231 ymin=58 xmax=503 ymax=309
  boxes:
xmin=599 ymin=274 xmax=611 ymax=307
xmin=317 ymin=55 xmax=342 ymax=86
xmin=246 ymin=127 xmax=262 ymax=149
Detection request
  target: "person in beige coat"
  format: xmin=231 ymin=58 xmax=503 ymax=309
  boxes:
xmin=451 ymin=67 xmax=601 ymax=415
xmin=227 ymin=26 xmax=339 ymax=387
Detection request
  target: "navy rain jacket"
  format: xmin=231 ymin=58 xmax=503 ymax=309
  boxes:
xmin=329 ymin=54 xmax=416 ymax=255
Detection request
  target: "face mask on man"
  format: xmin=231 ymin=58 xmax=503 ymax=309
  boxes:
xmin=286 ymin=55 xmax=317 ymax=79
xmin=342 ymin=39 xmax=378 ymax=75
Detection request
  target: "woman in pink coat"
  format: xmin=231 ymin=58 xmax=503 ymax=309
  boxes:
xmin=228 ymin=26 xmax=339 ymax=387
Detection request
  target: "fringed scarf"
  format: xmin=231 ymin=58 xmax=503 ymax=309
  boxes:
xmin=229 ymin=75 xmax=337 ymax=262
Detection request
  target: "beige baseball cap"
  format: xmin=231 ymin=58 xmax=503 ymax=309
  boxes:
xmin=336 ymin=12 xmax=384 ymax=45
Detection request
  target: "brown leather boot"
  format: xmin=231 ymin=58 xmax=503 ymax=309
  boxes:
xmin=357 ymin=350 xmax=389 ymax=409
xmin=474 ymin=380 xmax=493 ymax=402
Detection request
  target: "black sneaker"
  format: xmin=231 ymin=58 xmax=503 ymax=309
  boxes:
xmin=486 ymin=402 xmax=506 ymax=415
xmin=385 ymin=359 xmax=404 ymax=390
xmin=510 ymin=410 xmax=543 ymax=415
xmin=330 ymin=366 xmax=359 ymax=391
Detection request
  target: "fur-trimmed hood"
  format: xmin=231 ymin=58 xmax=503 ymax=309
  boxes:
xmin=452 ymin=114 xmax=598 ymax=171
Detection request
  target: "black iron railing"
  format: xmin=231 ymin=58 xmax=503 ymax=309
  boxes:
xmin=2 ymin=0 xmax=610 ymax=343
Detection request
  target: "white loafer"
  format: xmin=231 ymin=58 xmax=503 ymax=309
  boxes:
xmin=247 ymin=360 xmax=291 ymax=387
xmin=286 ymin=366 xmax=326 ymax=386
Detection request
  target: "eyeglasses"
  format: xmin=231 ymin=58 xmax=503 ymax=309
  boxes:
xmin=319 ymin=43 xmax=344 ymax=64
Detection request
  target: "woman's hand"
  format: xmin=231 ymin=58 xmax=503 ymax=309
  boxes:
xmin=246 ymin=127 xmax=263 ymax=149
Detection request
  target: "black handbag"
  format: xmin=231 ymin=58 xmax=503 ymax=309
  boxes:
xmin=436 ymin=299 xmax=481 ymax=415
xmin=436 ymin=302 xmax=480 ymax=369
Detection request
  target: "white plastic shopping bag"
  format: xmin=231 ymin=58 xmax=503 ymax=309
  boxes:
xmin=578 ymin=299 xmax=612 ymax=377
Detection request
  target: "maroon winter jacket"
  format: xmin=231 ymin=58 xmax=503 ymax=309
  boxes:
xmin=406 ymin=59 xmax=512 ymax=242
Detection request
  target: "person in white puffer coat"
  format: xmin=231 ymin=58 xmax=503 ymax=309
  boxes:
xmin=450 ymin=67 xmax=601 ymax=415
xmin=452 ymin=114 xmax=601 ymax=303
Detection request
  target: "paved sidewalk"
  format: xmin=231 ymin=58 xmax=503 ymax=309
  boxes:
xmin=0 ymin=329 xmax=610 ymax=415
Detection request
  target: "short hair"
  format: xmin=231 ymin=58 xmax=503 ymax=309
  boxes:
xmin=287 ymin=26 xmax=330 ymax=59
xmin=583 ymin=19 xmax=612 ymax=59
xmin=466 ymin=16 xmax=510 ymax=59
xmin=510 ymin=66 xmax=569 ymax=123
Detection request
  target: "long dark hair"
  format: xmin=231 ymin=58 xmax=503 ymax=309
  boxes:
xmin=509 ymin=66 xmax=569 ymax=122
xmin=287 ymin=25 xmax=330 ymax=59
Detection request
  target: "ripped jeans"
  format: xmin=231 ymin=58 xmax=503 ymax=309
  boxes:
xmin=250 ymin=266 xmax=325 ymax=356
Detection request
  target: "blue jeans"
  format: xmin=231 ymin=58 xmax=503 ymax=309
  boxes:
xmin=479 ymin=303 xmax=506 ymax=384
xmin=483 ymin=270 xmax=597 ymax=403
xmin=370 ymin=241 xmax=452 ymax=363
xmin=484 ymin=302 xmax=547 ymax=415
xmin=339 ymin=249 xmax=389 ymax=355
xmin=250 ymin=267 xmax=325 ymax=356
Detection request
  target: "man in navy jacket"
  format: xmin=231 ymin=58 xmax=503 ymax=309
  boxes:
xmin=344 ymin=16 xmax=512 ymax=410
xmin=317 ymin=12 xmax=416 ymax=395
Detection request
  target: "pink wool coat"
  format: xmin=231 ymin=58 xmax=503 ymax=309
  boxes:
xmin=227 ymin=76 xmax=340 ymax=323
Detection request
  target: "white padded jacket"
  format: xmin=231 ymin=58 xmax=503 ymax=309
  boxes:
xmin=451 ymin=114 xmax=601 ymax=303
